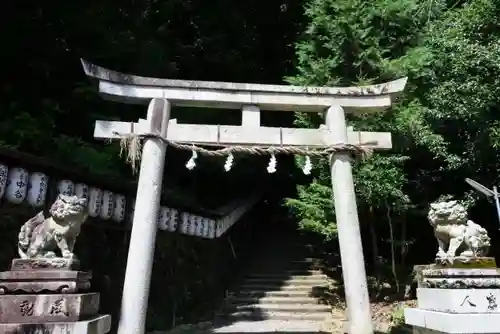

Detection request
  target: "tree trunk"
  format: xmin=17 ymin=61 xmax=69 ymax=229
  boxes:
xmin=385 ymin=201 xmax=399 ymax=293
xmin=368 ymin=206 xmax=381 ymax=284
xmin=400 ymin=212 xmax=408 ymax=269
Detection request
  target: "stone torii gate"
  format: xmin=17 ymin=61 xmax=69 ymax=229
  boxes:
xmin=81 ymin=60 xmax=407 ymax=334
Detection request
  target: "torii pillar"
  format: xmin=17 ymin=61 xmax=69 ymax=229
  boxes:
xmin=119 ymin=98 xmax=170 ymax=333
xmin=81 ymin=59 xmax=407 ymax=334
xmin=327 ymin=105 xmax=371 ymax=333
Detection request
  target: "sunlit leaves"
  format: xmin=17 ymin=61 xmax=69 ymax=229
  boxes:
xmin=285 ymin=180 xmax=337 ymax=240
xmin=286 ymin=0 xmax=500 ymax=240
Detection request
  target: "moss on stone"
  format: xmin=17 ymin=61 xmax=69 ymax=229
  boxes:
xmin=435 ymin=257 xmax=497 ymax=269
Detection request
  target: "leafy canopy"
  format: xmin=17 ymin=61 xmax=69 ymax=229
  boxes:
xmin=286 ymin=0 xmax=500 ymax=239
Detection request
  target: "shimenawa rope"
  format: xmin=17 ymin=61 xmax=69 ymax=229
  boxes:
xmin=113 ymin=131 xmax=373 ymax=172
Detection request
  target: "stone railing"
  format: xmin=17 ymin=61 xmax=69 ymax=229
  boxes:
xmin=0 ymin=158 xmax=261 ymax=239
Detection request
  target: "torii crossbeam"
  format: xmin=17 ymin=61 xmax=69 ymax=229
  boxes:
xmin=81 ymin=59 xmax=407 ymax=334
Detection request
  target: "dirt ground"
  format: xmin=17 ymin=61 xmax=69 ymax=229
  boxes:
xmin=324 ymin=299 xmax=416 ymax=333
xmin=320 ymin=274 xmax=417 ymax=333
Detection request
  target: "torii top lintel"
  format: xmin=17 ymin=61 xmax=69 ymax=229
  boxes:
xmin=81 ymin=59 xmax=407 ymax=113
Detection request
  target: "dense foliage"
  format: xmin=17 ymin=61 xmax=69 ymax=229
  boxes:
xmin=0 ymin=0 xmax=303 ymax=194
xmin=286 ymin=0 xmax=500 ymax=284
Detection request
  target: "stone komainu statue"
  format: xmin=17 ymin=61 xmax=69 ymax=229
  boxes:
xmin=428 ymin=200 xmax=490 ymax=260
xmin=18 ymin=194 xmax=88 ymax=260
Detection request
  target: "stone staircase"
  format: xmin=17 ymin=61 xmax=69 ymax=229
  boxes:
xmin=212 ymin=239 xmax=336 ymax=333
xmin=223 ymin=270 xmax=331 ymax=321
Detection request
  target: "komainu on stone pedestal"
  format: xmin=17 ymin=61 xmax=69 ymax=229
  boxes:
xmin=18 ymin=194 xmax=87 ymax=262
xmin=0 ymin=195 xmax=111 ymax=334
xmin=427 ymin=200 xmax=491 ymax=265
xmin=404 ymin=198 xmax=500 ymax=333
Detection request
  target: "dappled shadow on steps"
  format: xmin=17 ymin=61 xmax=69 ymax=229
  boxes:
xmin=210 ymin=223 xmax=336 ymax=332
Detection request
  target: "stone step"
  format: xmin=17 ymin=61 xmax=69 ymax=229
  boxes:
xmin=221 ymin=310 xmax=331 ymax=321
xmin=228 ymin=296 xmax=323 ymax=305
xmin=238 ymin=283 xmax=328 ymax=291
xmin=245 ymin=274 xmax=328 ymax=281
xmin=292 ymin=258 xmax=323 ymax=263
xmin=243 ymin=277 xmax=328 ymax=286
xmin=248 ymin=268 xmax=323 ymax=275
xmin=254 ymin=258 xmax=323 ymax=265
xmin=231 ymin=290 xmax=313 ymax=298
xmin=226 ymin=303 xmax=331 ymax=313
xmin=251 ymin=259 xmax=324 ymax=271
xmin=248 ymin=270 xmax=325 ymax=276
xmin=287 ymin=263 xmax=324 ymax=271
xmin=210 ymin=320 xmax=329 ymax=333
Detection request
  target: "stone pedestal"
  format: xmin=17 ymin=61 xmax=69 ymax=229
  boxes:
xmin=0 ymin=258 xmax=111 ymax=334
xmin=405 ymin=258 xmax=500 ymax=333
xmin=0 ymin=315 xmax=111 ymax=334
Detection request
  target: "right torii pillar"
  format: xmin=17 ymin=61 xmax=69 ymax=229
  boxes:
xmin=327 ymin=105 xmax=372 ymax=333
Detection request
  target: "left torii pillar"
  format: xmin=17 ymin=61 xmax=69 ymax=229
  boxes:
xmin=117 ymin=98 xmax=170 ymax=334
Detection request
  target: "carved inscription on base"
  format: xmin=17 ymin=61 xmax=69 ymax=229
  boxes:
xmin=0 ymin=293 xmax=99 ymax=323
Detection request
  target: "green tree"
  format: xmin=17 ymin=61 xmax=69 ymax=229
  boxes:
xmin=287 ymin=0 xmax=500 ymax=276
xmin=285 ymin=0 xmax=442 ymax=236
